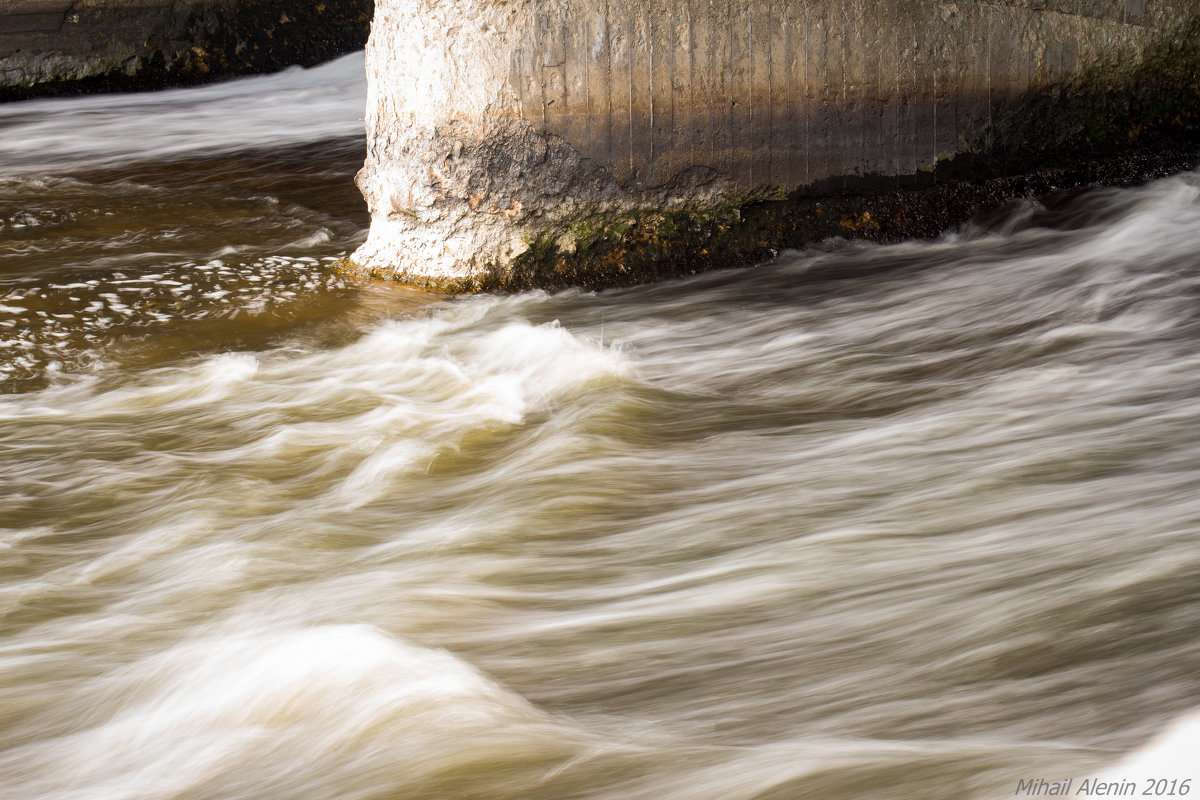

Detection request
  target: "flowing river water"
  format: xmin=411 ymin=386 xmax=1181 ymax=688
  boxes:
xmin=2 ymin=52 xmax=1200 ymax=800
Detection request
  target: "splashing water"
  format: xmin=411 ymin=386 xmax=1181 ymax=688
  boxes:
xmin=2 ymin=51 xmax=1200 ymax=800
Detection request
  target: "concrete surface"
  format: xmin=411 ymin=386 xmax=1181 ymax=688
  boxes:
xmin=349 ymin=0 xmax=1200 ymax=290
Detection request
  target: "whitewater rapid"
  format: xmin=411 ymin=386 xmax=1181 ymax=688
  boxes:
xmin=2 ymin=49 xmax=1199 ymax=800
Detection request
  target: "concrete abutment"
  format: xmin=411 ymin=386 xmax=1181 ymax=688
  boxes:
xmin=350 ymin=0 xmax=1200 ymax=291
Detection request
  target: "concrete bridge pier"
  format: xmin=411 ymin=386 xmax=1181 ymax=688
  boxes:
xmin=349 ymin=0 xmax=1200 ymax=291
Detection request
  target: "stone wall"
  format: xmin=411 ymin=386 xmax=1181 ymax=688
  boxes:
xmin=349 ymin=0 xmax=1200 ymax=291
xmin=0 ymin=0 xmax=373 ymax=101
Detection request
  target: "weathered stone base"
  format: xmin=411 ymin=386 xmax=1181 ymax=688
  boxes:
xmin=0 ymin=0 xmax=373 ymax=101
xmin=342 ymin=146 xmax=1200 ymax=293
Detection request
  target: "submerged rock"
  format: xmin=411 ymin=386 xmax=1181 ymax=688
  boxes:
xmin=0 ymin=0 xmax=373 ymax=101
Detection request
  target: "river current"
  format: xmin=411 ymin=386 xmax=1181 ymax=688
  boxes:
xmin=2 ymin=52 xmax=1199 ymax=800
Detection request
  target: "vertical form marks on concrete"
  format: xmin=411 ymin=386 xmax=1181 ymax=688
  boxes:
xmin=792 ymin=1 xmax=809 ymax=186
xmin=730 ymin=0 xmax=750 ymax=186
xmin=713 ymin=0 xmax=728 ymax=172
xmin=902 ymin=1 xmax=921 ymax=176
xmin=899 ymin=20 xmax=914 ymax=176
xmin=608 ymin=7 xmax=631 ymax=184
xmin=561 ymin=9 xmax=584 ymax=155
xmin=821 ymin=6 xmax=843 ymax=183
xmin=750 ymin=0 xmax=771 ymax=187
xmin=807 ymin=9 xmax=828 ymax=188
xmin=535 ymin=5 xmax=549 ymax=121
xmin=745 ymin=0 xmax=754 ymax=187
xmin=659 ymin=4 xmax=681 ymax=186
xmin=842 ymin=2 xmax=862 ymax=180
xmin=889 ymin=11 xmax=903 ymax=178
xmin=987 ymin=8 xmax=1008 ymax=157
xmin=774 ymin=0 xmax=794 ymax=186
xmin=546 ymin=4 xmax=562 ymax=132
xmin=648 ymin=4 xmax=669 ymax=187
xmin=959 ymin=4 xmax=985 ymax=166
xmin=687 ymin=0 xmax=707 ymax=168
xmin=866 ymin=3 xmax=883 ymax=178
xmin=690 ymin=0 xmax=713 ymax=168
xmin=351 ymin=0 xmax=1200 ymax=288
xmin=873 ymin=2 xmax=892 ymax=178
xmin=580 ymin=17 xmax=591 ymax=156
xmin=712 ymin=0 xmax=729 ymax=181
xmin=932 ymin=7 xmax=955 ymax=167
xmin=518 ymin=6 xmax=544 ymax=128
xmin=880 ymin=15 xmax=901 ymax=180
xmin=673 ymin=2 xmax=688 ymax=183
xmin=628 ymin=7 xmax=649 ymax=187
xmin=547 ymin=8 xmax=566 ymax=123
xmin=624 ymin=9 xmax=637 ymax=185
xmin=593 ymin=6 xmax=612 ymax=175
xmin=866 ymin=1 xmax=883 ymax=178
xmin=547 ymin=6 xmax=564 ymax=131
xmin=824 ymin=5 xmax=842 ymax=184
xmin=767 ymin=0 xmax=780 ymax=185
xmin=684 ymin=0 xmax=697 ymax=169
xmin=674 ymin=5 xmax=689 ymax=167
xmin=511 ymin=48 xmax=525 ymax=121
xmin=955 ymin=4 xmax=970 ymax=160
xmin=902 ymin=13 xmax=921 ymax=178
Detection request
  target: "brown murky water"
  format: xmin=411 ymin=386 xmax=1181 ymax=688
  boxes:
xmin=2 ymin=52 xmax=1199 ymax=800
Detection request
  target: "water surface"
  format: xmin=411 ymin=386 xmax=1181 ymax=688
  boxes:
xmin=2 ymin=51 xmax=1199 ymax=800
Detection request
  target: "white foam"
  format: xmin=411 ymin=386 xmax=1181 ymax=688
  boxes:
xmin=0 ymin=624 xmax=583 ymax=800
xmin=0 ymin=51 xmax=367 ymax=174
xmin=1096 ymin=710 xmax=1200 ymax=783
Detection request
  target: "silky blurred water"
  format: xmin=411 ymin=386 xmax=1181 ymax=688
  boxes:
xmin=2 ymin=51 xmax=1199 ymax=800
